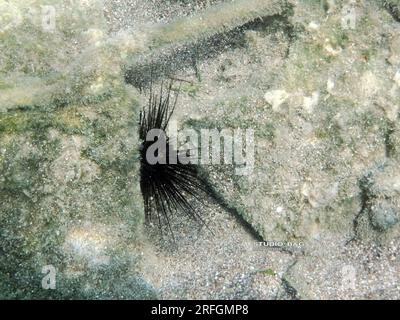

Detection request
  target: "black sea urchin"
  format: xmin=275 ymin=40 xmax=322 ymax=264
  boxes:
xmin=139 ymin=81 xmax=208 ymax=234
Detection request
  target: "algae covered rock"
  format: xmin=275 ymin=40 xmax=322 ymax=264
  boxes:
xmin=1 ymin=0 xmax=296 ymax=299
xmin=180 ymin=0 xmax=400 ymax=249
xmin=0 ymin=86 xmax=154 ymax=298
xmin=0 ymin=0 xmax=153 ymax=299
xmin=1 ymin=0 xmax=400 ymax=300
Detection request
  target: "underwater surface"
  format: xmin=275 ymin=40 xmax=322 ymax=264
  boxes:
xmin=0 ymin=0 xmax=400 ymax=299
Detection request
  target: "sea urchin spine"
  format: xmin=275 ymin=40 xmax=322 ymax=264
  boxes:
xmin=139 ymin=82 xmax=208 ymax=234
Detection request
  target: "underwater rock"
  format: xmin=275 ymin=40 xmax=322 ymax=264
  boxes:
xmin=1 ymin=0 xmax=400 ymax=300
xmin=370 ymin=201 xmax=399 ymax=232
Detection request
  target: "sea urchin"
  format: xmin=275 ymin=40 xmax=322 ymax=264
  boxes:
xmin=139 ymin=81 xmax=208 ymax=234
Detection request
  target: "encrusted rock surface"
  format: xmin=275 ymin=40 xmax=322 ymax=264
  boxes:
xmin=1 ymin=0 xmax=399 ymax=299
